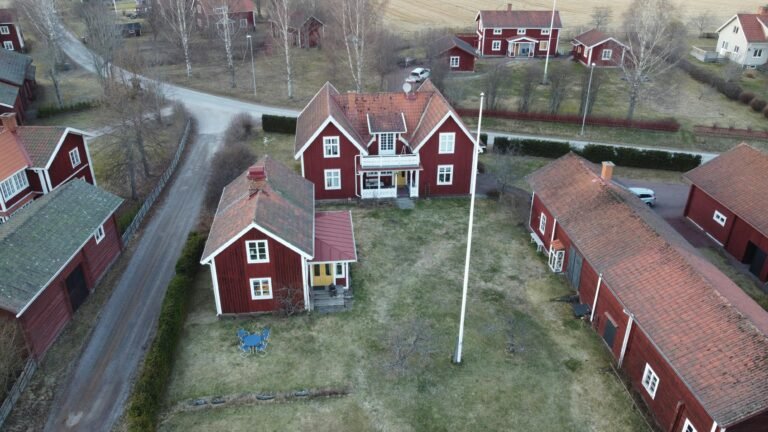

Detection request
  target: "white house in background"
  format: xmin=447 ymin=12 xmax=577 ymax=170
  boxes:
xmin=715 ymin=7 xmax=768 ymax=67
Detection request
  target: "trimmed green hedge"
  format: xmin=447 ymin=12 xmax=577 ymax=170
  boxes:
xmin=262 ymin=114 xmax=296 ymax=134
xmin=126 ymin=231 xmax=207 ymax=432
xmin=37 ymin=100 xmax=100 ymax=119
xmin=493 ymin=137 xmax=571 ymax=158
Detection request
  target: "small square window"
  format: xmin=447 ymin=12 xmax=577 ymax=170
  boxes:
xmin=491 ymin=40 xmax=501 ymax=51
xmin=539 ymin=40 xmax=549 ymax=51
xmin=492 ymin=28 xmax=502 ymax=35
xmin=734 ymin=45 xmax=740 ymax=53
xmin=250 ymin=278 xmax=273 ymax=299
xmin=438 ymin=133 xmax=455 ymax=153
xmin=754 ymin=48 xmax=764 ymax=58
xmin=517 ymin=28 xmax=526 ymax=35
xmin=94 ymin=225 xmax=105 ymax=244
xmin=682 ymin=419 xmax=697 ymax=432
xmin=239 ymin=18 xmax=247 ymax=28
xmin=641 ymin=363 xmax=659 ymax=399
xmin=246 ymin=240 xmax=269 ymax=263
xmin=601 ymin=49 xmax=613 ymax=60
xmin=2 ymin=41 xmax=13 ymax=50
xmin=437 ymin=165 xmax=453 ymax=185
xmin=539 ymin=212 xmax=547 ymax=235
xmin=449 ymin=56 xmax=460 ymax=67
xmin=541 ymin=28 xmax=550 ymax=35
xmin=0 ymin=26 xmax=8 ymax=35
xmin=323 ymin=136 xmax=340 ymax=158
xmin=324 ymin=169 xmax=341 ymax=190
xmin=713 ymin=210 xmax=727 ymax=226
xmin=69 ymin=148 xmax=82 ymax=168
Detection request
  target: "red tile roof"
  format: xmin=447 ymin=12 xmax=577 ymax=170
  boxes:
xmin=15 ymin=127 xmax=69 ymax=168
xmin=477 ymin=10 xmax=562 ymax=29
xmin=683 ymin=143 xmax=768 ymax=237
xmin=572 ymin=28 xmax=626 ymax=48
xmin=313 ymin=211 xmax=357 ymax=262
xmin=0 ymin=128 xmax=30 ymax=181
xmin=0 ymin=8 xmax=17 ymax=23
xmin=737 ymin=14 xmax=768 ymax=43
xmin=528 ymin=153 xmax=768 ymax=427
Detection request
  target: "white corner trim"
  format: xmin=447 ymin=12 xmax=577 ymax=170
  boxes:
xmin=294 ymin=117 xmax=367 ymax=159
xmin=209 ymin=260 xmax=223 ymax=315
xmin=590 ymin=273 xmax=602 ymax=322
xmin=413 ymin=111 xmax=478 ymax=153
xmin=43 ymin=128 xmax=91 ymax=170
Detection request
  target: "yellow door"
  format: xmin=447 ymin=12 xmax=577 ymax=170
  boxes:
xmin=396 ymin=171 xmax=407 ymax=187
xmin=312 ymin=263 xmax=334 ymax=286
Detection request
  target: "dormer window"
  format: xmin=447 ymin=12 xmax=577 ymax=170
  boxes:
xmin=379 ymin=133 xmax=395 ymax=154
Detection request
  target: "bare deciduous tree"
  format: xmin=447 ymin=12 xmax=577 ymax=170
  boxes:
xmin=15 ymin=0 xmax=63 ymax=107
xmin=518 ymin=64 xmax=540 ymax=113
xmin=78 ymin=1 xmax=122 ymax=91
xmin=157 ymin=0 xmax=195 ymax=77
xmin=338 ymin=0 xmax=388 ymax=92
xmin=214 ymin=1 xmax=242 ymax=88
xmin=267 ymin=0 xmax=296 ymax=98
xmin=484 ymin=64 xmax=506 ymax=110
xmin=371 ymin=29 xmax=402 ymax=90
xmin=547 ymin=64 xmax=571 ymax=114
xmin=591 ymin=6 xmax=612 ymax=31
xmin=274 ymin=286 xmax=303 ymax=316
xmin=689 ymin=11 xmax=715 ymax=37
xmin=490 ymin=150 xmax=522 ymax=196
xmin=255 ymin=0 xmax=263 ymax=18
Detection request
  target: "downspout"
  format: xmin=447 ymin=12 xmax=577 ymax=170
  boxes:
xmin=527 ymin=192 xmax=535 ymax=231
xmin=617 ymin=310 xmax=634 ymax=367
xmin=589 ymin=273 xmax=602 ymax=322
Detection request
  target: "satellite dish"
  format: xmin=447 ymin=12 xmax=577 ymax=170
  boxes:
xmin=402 ymin=82 xmax=412 ymax=94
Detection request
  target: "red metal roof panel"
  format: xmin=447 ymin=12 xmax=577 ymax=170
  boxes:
xmin=313 ymin=210 xmax=357 ymax=263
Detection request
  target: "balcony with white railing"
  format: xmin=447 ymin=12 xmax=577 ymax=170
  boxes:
xmin=360 ymin=153 xmax=420 ymax=169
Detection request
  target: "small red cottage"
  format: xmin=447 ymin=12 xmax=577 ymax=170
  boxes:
xmin=0 ymin=113 xmax=95 ymax=222
xmin=475 ymin=5 xmax=562 ymax=58
xmin=0 ymin=49 xmax=35 ymax=123
xmin=200 ymin=156 xmax=358 ymax=315
xmin=0 ymin=179 xmax=123 ymax=358
xmin=271 ymin=13 xmax=324 ymax=48
xmin=194 ymin=0 xmax=255 ymax=31
xmin=528 ymin=153 xmax=768 ymax=432
xmin=571 ymin=28 xmax=627 ymax=67
xmin=0 ymin=9 xmax=26 ymax=52
xmin=294 ymin=80 xmax=479 ymax=200
xmin=683 ymin=143 xmax=768 ymax=283
xmin=429 ymin=35 xmax=478 ymax=72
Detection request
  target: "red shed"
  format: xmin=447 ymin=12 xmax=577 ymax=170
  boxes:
xmin=429 ymin=35 xmax=478 ymax=72
xmin=683 ymin=143 xmax=768 ymax=282
xmin=194 ymin=0 xmax=255 ymax=31
xmin=571 ymin=28 xmax=628 ymax=67
xmin=0 ymin=179 xmax=122 ymax=359
xmin=528 ymin=153 xmax=768 ymax=432
xmin=475 ymin=6 xmax=562 ymax=58
xmin=0 ymin=9 xmax=26 ymax=52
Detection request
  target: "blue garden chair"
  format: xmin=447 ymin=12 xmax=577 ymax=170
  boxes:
xmin=237 ymin=328 xmax=249 ymax=341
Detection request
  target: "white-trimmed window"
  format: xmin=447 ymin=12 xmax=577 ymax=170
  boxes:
xmin=436 ymin=165 xmax=453 ymax=185
xmin=491 ymin=40 xmax=501 ymax=51
xmin=246 ymin=240 xmax=269 ymax=263
xmin=754 ymin=48 xmax=764 ymax=58
xmin=324 ymin=169 xmax=341 ymax=190
xmin=713 ymin=210 xmax=727 ymax=227
xmin=323 ymin=136 xmax=340 ymax=158
xmin=2 ymin=41 xmax=13 ymax=50
xmin=94 ymin=225 xmax=105 ymax=244
xmin=517 ymin=28 xmax=526 ymax=35
xmin=379 ymin=133 xmax=395 ymax=154
xmin=601 ymin=49 xmax=613 ymax=60
xmin=0 ymin=170 xmax=29 ymax=201
xmin=213 ymin=6 xmax=227 ymax=13
xmin=734 ymin=45 xmax=740 ymax=53
xmin=539 ymin=40 xmax=549 ymax=51
xmin=335 ymin=262 xmax=345 ymax=278
xmin=733 ymin=25 xmax=739 ymax=34
xmin=541 ymin=28 xmax=550 ymax=35
xmin=239 ymin=18 xmax=247 ymax=28
xmin=492 ymin=28 xmax=502 ymax=35
xmin=722 ymin=41 xmax=728 ymax=49
xmin=69 ymin=148 xmax=82 ymax=167
xmin=449 ymin=56 xmax=460 ymax=68
xmin=681 ymin=419 xmax=697 ymax=432
xmin=641 ymin=363 xmax=659 ymax=399
xmin=250 ymin=277 xmax=273 ymax=299
xmin=0 ymin=26 xmax=8 ymax=35
xmin=438 ymin=133 xmax=455 ymax=154
xmin=539 ymin=212 xmax=547 ymax=234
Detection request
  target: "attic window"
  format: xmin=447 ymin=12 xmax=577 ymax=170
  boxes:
xmin=733 ymin=25 xmax=739 ymax=34
xmin=94 ymin=225 xmax=105 ymax=244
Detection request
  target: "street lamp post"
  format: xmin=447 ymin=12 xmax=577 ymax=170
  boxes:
xmin=247 ymin=34 xmax=256 ymax=97
xmin=580 ymin=63 xmax=596 ymax=136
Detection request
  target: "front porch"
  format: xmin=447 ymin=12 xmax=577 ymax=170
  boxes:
xmin=310 ymin=284 xmax=353 ymax=313
xmin=507 ymin=37 xmax=537 ymax=57
xmin=359 ymin=170 xmax=419 ymax=199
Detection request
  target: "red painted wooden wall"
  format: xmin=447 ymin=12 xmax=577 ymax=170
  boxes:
xmin=302 ymin=122 xmax=361 ymax=200
xmin=417 ymin=116 xmax=474 ymax=197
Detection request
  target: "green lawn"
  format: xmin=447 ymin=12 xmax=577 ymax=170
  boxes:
xmin=160 ymin=199 xmax=648 ymax=431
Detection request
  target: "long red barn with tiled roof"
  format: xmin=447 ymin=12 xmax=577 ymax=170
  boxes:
xmin=294 ymin=80 xmax=479 ymax=200
xmin=528 ymin=153 xmax=768 ymax=432
xmin=683 ymin=143 xmax=768 ymax=283
xmin=474 ymin=6 xmax=561 ymax=58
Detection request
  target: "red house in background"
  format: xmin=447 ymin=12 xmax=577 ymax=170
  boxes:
xmin=683 ymin=143 xmax=768 ymax=283
xmin=0 ymin=113 xmax=95 ymax=222
xmin=271 ymin=13 xmax=325 ymax=48
xmin=200 ymin=156 xmax=358 ymax=316
xmin=475 ymin=6 xmax=562 ymax=58
xmin=0 ymin=49 xmax=36 ymax=123
xmin=294 ymin=80 xmax=479 ymax=200
xmin=429 ymin=35 xmax=477 ymax=72
xmin=0 ymin=179 xmax=123 ymax=358
xmin=194 ymin=0 xmax=255 ymax=31
xmin=528 ymin=153 xmax=768 ymax=432
xmin=571 ymin=28 xmax=628 ymax=67
xmin=0 ymin=8 xmax=26 ymax=52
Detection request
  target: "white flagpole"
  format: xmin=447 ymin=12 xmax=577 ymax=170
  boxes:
xmin=453 ymin=92 xmax=485 ymax=365
xmin=542 ymin=0 xmax=557 ymax=84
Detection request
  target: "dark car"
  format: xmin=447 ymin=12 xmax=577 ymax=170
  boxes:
xmin=119 ymin=22 xmax=142 ymax=38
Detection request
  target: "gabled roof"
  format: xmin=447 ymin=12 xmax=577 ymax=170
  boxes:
xmin=15 ymin=126 xmax=73 ymax=168
xmin=313 ymin=211 xmax=357 ymax=263
xmin=476 ymin=10 xmax=562 ymax=29
xmin=572 ymin=28 xmax=627 ymax=48
xmin=0 ymin=49 xmax=32 ymax=86
xmin=0 ymin=8 xmax=17 ymax=23
xmin=0 ymin=81 xmax=19 ymax=107
xmin=528 ymin=153 xmax=768 ymax=427
xmin=0 ymin=179 xmax=122 ymax=315
xmin=367 ymin=112 xmax=406 ymax=134
xmin=430 ymin=35 xmax=477 ymax=57
xmin=717 ymin=14 xmax=768 ymax=43
xmin=201 ymin=156 xmax=315 ymax=263
xmin=0 ymin=127 xmax=30 ymax=181
xmin=683 ymin=143 xmax=768 ymax=237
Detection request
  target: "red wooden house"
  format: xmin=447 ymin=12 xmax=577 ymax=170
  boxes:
xmin=200 ymin=156 xmax=358 ymax=316
xmin=683 ymin=143 xmax=768 ymax=283
xmin=475 ymin=6 xmax=562 ymax=58
xmin=194 ymin=0 xmax=255 ymax=32
xmin=429 ymin=35 xmax=477 ymax=72
xmin=270 ymin=13 xmax=324 ymax=48
xmin=528 ymin=153 xmax=768 ymax=432
xmin=0 ymin=179 xmax=123 ymax=359
xmin=294 ymin=80 xmax=479 ymax=200
xmin=0 ymin=113 xmax=95 ymax=222
xmin=0 ymin=9 xmax=26 ymax=52
xmin=0 ymin=48 xmax=35 ymax=124
xmin=571 ymin=28 xmax=627 ymax=67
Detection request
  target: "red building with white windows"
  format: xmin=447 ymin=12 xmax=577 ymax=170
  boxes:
xmin=475 ymin=6 xmax=561 ymax=58
xmin=430 ymin=35 xmax=477 ymax=72
xmin=0 ymin=9 xmax=25 ymax=52
xmin=527 ymin=153 xmax=768 ymax=432
xmin=200 ymin=156 xmax=358 ymax=315
xmin=683 ymin=143 xmax=768 ymax=283
xmin=571 ymin=28 xmax=627 ymax=67
xmin=294 ymin=81 xmax=479 ymax=200
xmin=0 ymin=49 xmax=36 ymax=123
xmin=194 ymin=0 xmax=255 ymax=32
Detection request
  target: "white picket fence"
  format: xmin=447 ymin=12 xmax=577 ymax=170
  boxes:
xmin=0 ymin=359 xmax=37 ymax=428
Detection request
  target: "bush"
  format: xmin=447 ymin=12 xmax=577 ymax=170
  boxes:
xmin=516 ymin=139 xmax=571 ymax=158
xmin=577 ymin=144 xmax=701 ymax=172
xmin=204 ymin=143 xmax=256 ymax=213
xmin=493 ymin=136 xmax=511 ymax=154
xmin=126 ymin=232 xmax=207 ymax=432
xmin=225 ymin=112 xmax=258 ymax=145
xmin=477 ymin=160 xmax=486 ymax=174
xmin=750 ymin=98 xmax=767 ymax=112
xmin=479 ymin=133 xmax=488 ymax=145
xmin=723 ymin=82 xmax=743 ymax=100
xmin=262 ymin=114 xmax=296 ymax=134
xmin=739 ymin=92 xmax=756 ymax=104
xmin=37 ymin=100 xmax=99 ymax=119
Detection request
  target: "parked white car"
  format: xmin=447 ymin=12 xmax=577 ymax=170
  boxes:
xmin=405 ymin=67 xmax=431 ymax=83
xmin=629 ymin=187 xmax=656 ymax=207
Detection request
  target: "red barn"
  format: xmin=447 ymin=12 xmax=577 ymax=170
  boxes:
xmin=0 ymin=113 xmax=96 ymax=222
xmin=200 ymin=156 xmax=358 ymax=316
xmin=0 ymin=9 xmax=26 ymax=52
xmin=528 ymin=153 xmax=768 ymax=432
xmin=0 ymin=49 xmax=35 ymax=124
xmin=0 ymin=179 xmax=123 ymax=359
xmin=475 ymin=6 xmax=562 ymax=58
xmin=294 ymin=80 xmax=479 ymax=200
xmin=683 ymin=143 xmax=768 ymax=283
xmin=194 ymin=0 xmax=255 ymax=31
xmin=571 ymin=28 xmax=628 ymax=68
xmin=429 ymin=35 xmax=478 ymax=72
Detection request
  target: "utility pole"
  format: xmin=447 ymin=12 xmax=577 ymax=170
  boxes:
xmin=580 ymin=63 xmax=596 ymax=136
xmin=541 ymin=0 xmax=557 ymax=84
xmin=247 ymin=34 xmax=256 ymax=96
xmin=452 ymin=92 xmax=485 ymax=365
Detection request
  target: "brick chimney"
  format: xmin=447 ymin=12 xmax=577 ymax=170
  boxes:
xmin=248 ymin=165 xmax=267 ymax=196
xmin=0 ymin=113 xmax=18 ymax=133
xmin=601 ymin=161 xmax=615 ymax=181
xmin=507 ymin=3 xmax=513 ymax=11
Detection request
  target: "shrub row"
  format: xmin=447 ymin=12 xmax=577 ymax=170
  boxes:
xmin=493 ymin=137 xmax=571 ymax=158
xmin=262 ymin=114 xmax=296 ymax=134
xmin=678 ymin=59 xmax=744 ymax=101
xmin=126 ymin=231 xmax=207 ymax=432
xmin=457 ymin=108 xmax=680 ymax=132
xmin=37 ymin=100 xmax=100 ymax=119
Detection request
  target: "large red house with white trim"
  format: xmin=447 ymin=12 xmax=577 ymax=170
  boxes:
xmin=683 ymin=143 xmax=768 ymax=283
xmin=294 ymin=80 xmax=479 ymax=200
xmin=571 ymin=28 xmax=628 ymax=68
xmin=475 ymin=6 xmax=561 ymax=58
xmin=0 ymin=113 xmax=95 ymax=222
xmin=200 ymin=156 xmax=358 ymax=315
xmin=527 ymin=153 xmax=768 ymax=432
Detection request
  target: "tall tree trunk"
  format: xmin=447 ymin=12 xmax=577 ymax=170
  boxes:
xmin=182 ymin=35 xmax=192 ymax=78
xmin=125 ymin=142 xmax=138 ymax=200
xmin=135 ymin=126 xmax=151 ymax=177
xmin=255 ymin=0 xmax=262 ymax=18
xmin=48 ymin=66 xmax=64 ymax=108
xmin=283 ymin=28 xmax=293 ymax=98
xmin=626 ymin=86 xmax=639 ymax=121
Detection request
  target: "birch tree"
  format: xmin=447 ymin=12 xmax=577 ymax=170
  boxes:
xmin=267 ymin=0 xmax=295 ymax=98
xmin=338 ymin=0 xmax=387 ymax=92
xmin=78 ymin=1 xmax=122 ymax=91
xmin=15 ymin=0 xmax=64 ymax=107
xmin=157 ymin=0 xmax=195 ymax=77
xmin=214 ymin=1 xmax=241 ymax=88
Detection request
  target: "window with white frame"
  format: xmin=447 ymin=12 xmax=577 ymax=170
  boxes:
xmin=324 ymin=169 xmax=341 ymax=190
xmin=94 ymin=225 xmax=105 ymax=244
xmin=713 ymin=210 xmax=727 ymax=227
xmin=539 ymin=40 xmax=549 ymax=51
xmin=436 ymin=165 xmax=453 ymax=185
xmin=539 ymin=212 xmax=547 ymax=234
xmin=449 ymin=56 xmax=460 ymax=67
xmin=2 ymin=41 xmax=13 ymax=50
xmin=681 ymin=419 xmax=697 ymax=432
xmin=250 ymin=277 xmax=273 ymax=299
xmin=492 ymin=40 xmax=501 ymax=51
xmin=722 ymin=41 xmax=728 ymax=49
xmin=0 ymin=26 xmax=8 ymax=35
xmin=323 ymin=136 xmax=340 ymax=158
xmin=335 ymin=262 xmax=345 ymax=278
xmin=213 ymin=6 xmax=226 ymax=13
xmin=602 ymin=49 xmax=613 ymax=60
xmin=438 ymin=133 xmax=455 ymax=153
xmin=734 ymin=45 xmax=740 ymax=53
xmin=542 ymin=28 xmax=551 ymax=35
xmin=0 ymin=170 xmax=29 ymax=201
xmin=641 ymin=364 xmax=659 ymax=399
xmin=379 ymin=133 xmax=395 ymax=154
xmin=492 ymin=28 xmax=502 ymax=35
xmin=733 ymin=25 xmax=739 ymax=33
xmin=754 ymin=48 xmax=764 ymax=57
xmin=239 ymin=18 xmax=247 ymax=28
xmin=517 ymin=28 xmax=526 ymax=34
xmin=69 ymin=148 xmax=82 ymax=167
xmin=548 ymin=248 xmax=564 ymax=272
xmin=246 ymin=240 xmax=269 ymax=263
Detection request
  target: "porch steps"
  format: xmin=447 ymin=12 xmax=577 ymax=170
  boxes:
xmin=395 ymin=197 xmax=415 ymax=210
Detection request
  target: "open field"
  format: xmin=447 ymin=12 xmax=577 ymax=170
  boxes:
xmin=160 ymin=198 xmax=649 ymax=431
